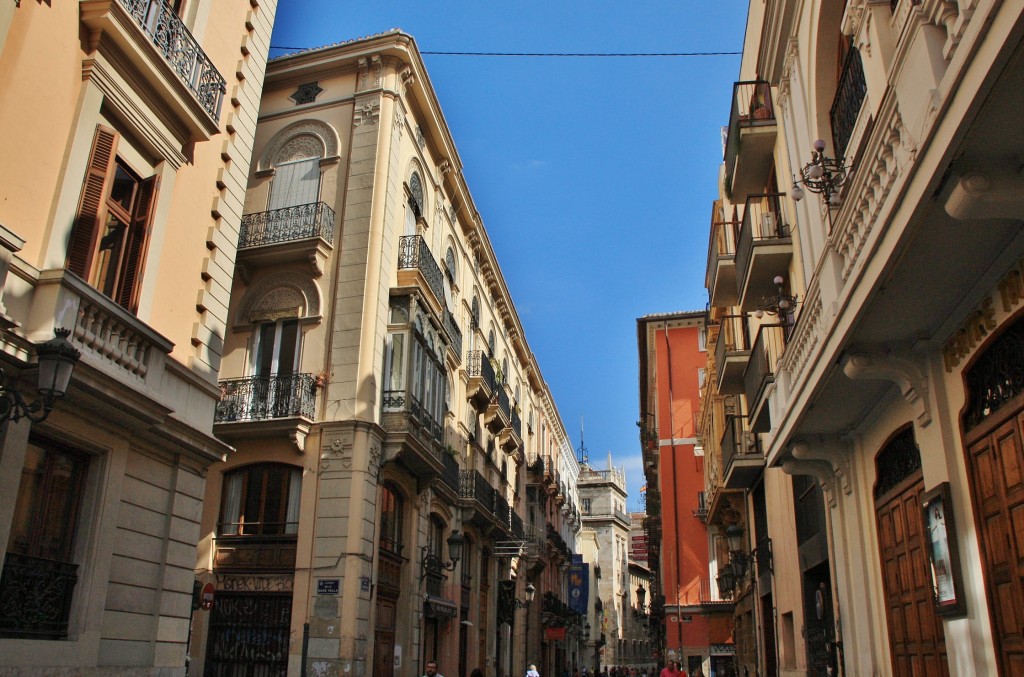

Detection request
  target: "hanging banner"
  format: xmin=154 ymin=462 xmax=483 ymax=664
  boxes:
xmin=545 ymin=627 xmax=567 ymax=641
xmin=569 ymin=558 xmax=589 ymax=615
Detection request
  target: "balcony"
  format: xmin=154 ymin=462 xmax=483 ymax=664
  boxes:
xmin=465 ymin=350 xmax=498 ymax=411
xmin=380 ymin=388 xmax=445 ymax=481
xmin=443 ymin=308 xmax=463 ymax=363
xmin=460 ymin=469 xmax=497 ymax=528
xmin=723 ymin=81 xmax=778 ymax=202
xmin=706 ymin=202 xmax=741 ymax=307
xmin=216 ymin=373 xmax=317 ymax=422
xmin=214 ymin=536 xmax=298 ymax=573
xmin=80 ymin=0 xmax=226 ymax=138
xmin=735 ymin=193 xmax=792 ymax=311
xmin=486 ymin=385 xmax=511 ymax=434
xmin=214 ymin=373 xmax=318 ymax=452
xmin=714 ymin=314 xmax=751 ymax=395
xmin=721 ymin=415 xmax=763 ymax=489
xmin=743 ymin=323 xmax=788 ymax=433
xmin=237 ymin=202 xmax=335 ymax=275
xmin=439 ymin=450 xmax=461 ymax=497
xmin=398 ymin=235 xmax=445 ymax=316
xmin=830 ymin=46 xmax=867 ymax=159
xmin=494 ymin=492 xmax=512 ymax=534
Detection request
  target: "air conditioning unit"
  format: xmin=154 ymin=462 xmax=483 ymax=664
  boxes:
xmin=743 ymin=431 xmax=758 ymax=452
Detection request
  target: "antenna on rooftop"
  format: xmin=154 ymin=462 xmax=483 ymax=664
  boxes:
xmin=576 ymin=414 xmax=588 ymax=464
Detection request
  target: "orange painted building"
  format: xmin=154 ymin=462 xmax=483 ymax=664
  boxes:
xmin=638 ymin=312 xmax=736 ymax=677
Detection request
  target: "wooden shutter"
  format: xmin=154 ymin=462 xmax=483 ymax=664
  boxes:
xmin=67 ymin=126 xmax=118 ymax=278
xmin=117 ymin=174 xmax=159 ymax=312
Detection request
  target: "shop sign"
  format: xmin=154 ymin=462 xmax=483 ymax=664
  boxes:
xmin=710 ymin=643 xmax=737 ymax=655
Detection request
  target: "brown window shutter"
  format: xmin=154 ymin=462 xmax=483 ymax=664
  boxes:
xmin=67 ymin=126 xmax=118 ymax=278
xmin=117 ymin=173 xmax=159 ymax=312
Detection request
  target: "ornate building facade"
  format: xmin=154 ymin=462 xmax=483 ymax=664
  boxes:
xmin=702 ymin=1 xmax=1024 ymax=675
xmin=0 ymin=0 xmax=277 ymax=674
xmin=186 ymin=30 xmax=579 ymax=677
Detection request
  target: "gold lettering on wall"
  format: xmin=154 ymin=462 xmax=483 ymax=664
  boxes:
xmin=943 ymin=259 xmax=1024 ymax=371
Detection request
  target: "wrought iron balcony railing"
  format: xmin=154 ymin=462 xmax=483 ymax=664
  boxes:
xmin=399 ymin=235 xmax=445 ymax=307
xmin=830 ymin=46 xmax=867 ymax=157
xmin=117 ymin=0 xmax=226 ymax=121
xmin=239 ymin=202 xmax=335 ymax=249
xmin=744 ymin=324 xmax=788 ymax=432
xmin=0 ymin=553 xmax=79 ymax=639
xmin=460 ymin=469 xmax=496 ymax=519
xmin=216 ymin=373 xmax=318 ymax=422
xmin=443 ymin=308 xmax=463 ymax=360
xmin=466 ymin=350 xmax=499 ymax=394
xmin=441 ymin=450 xmax=461 ymax=494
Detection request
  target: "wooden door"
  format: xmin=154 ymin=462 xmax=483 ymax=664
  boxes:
xmin=966 ymin=414 xmax=1024 ymax=675
xmin=876 ymin=471 xmax=949 ymax=676
xmin=374 ymin=597 xmax=397 ymax=677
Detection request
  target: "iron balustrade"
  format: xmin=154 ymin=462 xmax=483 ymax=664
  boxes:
xmin=216 ymin=373 xmax=317 ymax=422
xmin=706 ymin=212 xmax=741 ymax=290
xmin=511 ymin=511 xmax=524 ymax=539
xmin=735 ymin=192 xmax=788 ymax=297
xmin=460 ymin=469 xmax=496 ymax=519
xmin=723 ymin=80 xmax=776 ymax=190
xmin=743 ymin=323 xmax=788 ymax=430
xmin=466 ymin=350 xmax=499 ymax=394
xmin=494 ymin=492 xmax=512 ymax=531
xmin=408 ymin=393 xmax=444 ymax=445
xmin=398 ymin=235 xmax=445 ymax=308
xmin=715 ymin=314 xmax=751 ymax=370
xmin=443 ymin=308 xmax=463 ymax=359
xmin=510 ymin=408 xmax=522 ymax=438
xmin=238 ymin=202 xmax=336 ymax=249
xmin=441 ymin=451 xmax=461 ymax=493
xmin=721 ymin=414 xmax=759 ymax=474
xmin=496 ymin=387 xmax=511 ymax=420
xmin=117 ymin=0 xmax=226 ymax=121
xmin=0 ymin=553 xmax=79 ymax=639
xmin=830 ymin=46 xmax=867 ymax=158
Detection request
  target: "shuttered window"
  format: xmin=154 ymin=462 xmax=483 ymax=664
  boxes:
xmin=268 ymin=157 xmax=320 ymax=211
xmin=67 ymin=125 xmax=159 ymax=313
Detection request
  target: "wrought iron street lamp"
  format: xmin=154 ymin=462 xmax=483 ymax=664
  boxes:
xmin=755 ymin=275 xmax=798 ymax=321
xmin=419 ymin=531 xmax=463 ymax=580
xmin=0 ymin=329 xmax=81 ymax=424
xmin=790 ymin=139 xmax=852 ymax=207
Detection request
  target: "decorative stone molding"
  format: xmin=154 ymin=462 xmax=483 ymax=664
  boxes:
xmin=842 ymin=350 xmax=932 ymax=427
xmin=258 ymin=119 xmax=341 ymax=170
xmin=354 ymin=96 xmax=380 ymax=128
xmin=943 ymin=168 xmax=1024 ymax=221
xmin=781 ymin=453 xmax=838 ymax=507
xmin=236 ymin=271 xmax=322 ymax=328
xmin=792 ymin=439 xmax=852 ymax=497
xmin=289 ymin=82 xmax=323 ymax=106
xmin=779 ymin=281 xmax=826 ymax=392
xmin=777 ymin=38 xmax=799 ymax=114
xmin=400 ymin=66 xmax=415 ymax=96
xmin=831 ymin=101 xmax=916 ymax=283
xmin=357 ymin=55 xmax=383 ymax=91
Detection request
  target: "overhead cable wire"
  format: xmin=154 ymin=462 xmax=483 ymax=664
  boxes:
xmin=269 ymin=47 xmax=741 ymax=57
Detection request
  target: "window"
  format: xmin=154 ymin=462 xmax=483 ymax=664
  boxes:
xmin=254 ymin=319 xmax=299 ymax=378
xmin=582 ymin=498 xmax=591 ymax=515
xmin=269 ymin=156 xmax=321 ymax=210
xmin=379 ymin=484 xmax=405 ymax=555
xmin=406 ymin=172 xmax=424 ymax=236
xmin=1 ymin=439 xmax=89 ymax=639
xmin=67 ymin=125 xmax=158 ymax=313
xmin=219 ymin=464 xmax=302 ymax=536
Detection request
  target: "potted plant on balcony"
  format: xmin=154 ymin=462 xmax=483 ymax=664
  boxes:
xmin=314 ymin=370 xmax=330 ymax=390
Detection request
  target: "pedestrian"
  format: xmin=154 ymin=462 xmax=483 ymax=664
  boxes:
xmin=424 ymin=660 xmax=444 ymax=677
xmin=658 ymin=661 xmax=678 ymax=677
xmin=471 ymin=670 xmax=484 ymax=677
xmin=527 ymin=664 xmax=540 ymax=677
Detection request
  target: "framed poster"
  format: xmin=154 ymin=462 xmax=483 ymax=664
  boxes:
xmin=922 ymin=482 xmax=966 ymax=616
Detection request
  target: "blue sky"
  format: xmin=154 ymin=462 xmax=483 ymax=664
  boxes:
xmin=271 ymin=2 xmax=749 ymax=509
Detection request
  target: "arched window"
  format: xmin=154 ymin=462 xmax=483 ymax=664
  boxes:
xmin=219 ymin=463 xmax=302 ymax=536
xmin=488 ymin=329 xmax=496 ymax=357
xmin=379 ymin=483 xmax=405 ymax=555
xmin=471 ymin=296 xmax=480 ymax=330
xmin=269 ymin=134 xmax=324 ymax=210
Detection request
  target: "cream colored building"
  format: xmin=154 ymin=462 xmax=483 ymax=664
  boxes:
xmin=0 ymin=0 xmax=277 ymax=674
xmin=703 ymin=1 xmax=1024 ymax=676
xmin=187 ymin=30 xmax=575 ymax=677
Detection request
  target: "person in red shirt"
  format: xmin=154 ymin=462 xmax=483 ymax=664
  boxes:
xmin=659 ymin=661 xmax=684 ymax=677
